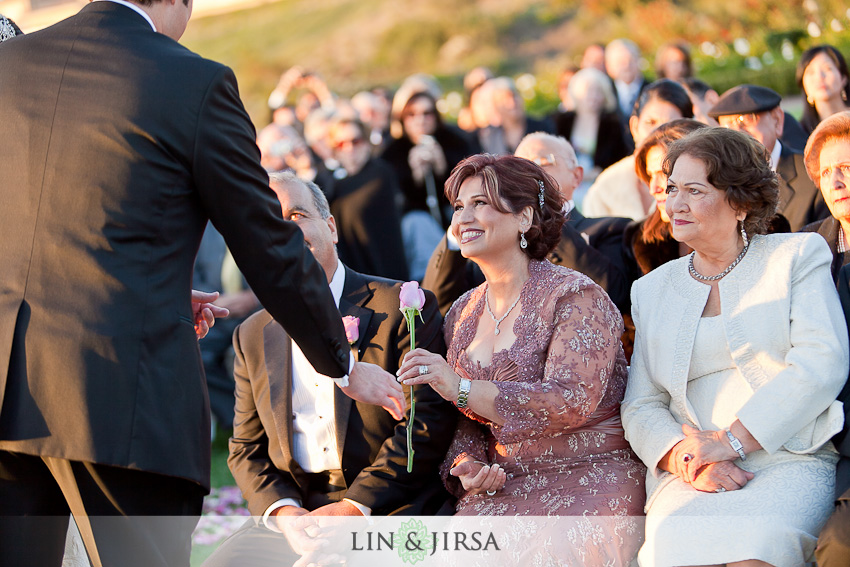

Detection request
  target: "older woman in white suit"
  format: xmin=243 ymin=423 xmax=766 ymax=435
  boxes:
xmin=622 ymin=127 xmax=849 ymax=567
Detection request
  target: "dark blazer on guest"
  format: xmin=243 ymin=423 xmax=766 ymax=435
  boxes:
xmin=552 ymin=111 xmax=630 ymax=171
xmin=422 ymin=209 xmax=631 ymax=315
xmin=330 ymin=158 xmax=408 ymax=281
xmin=802 ymin=215 xmax=850 ymax=282
xmin=228 ymin=266 xmax=457 ymax=516
xmin=778 ymin=144 xmax=830 ymax=232
xmin=0 ymin=2 xmax=349 ymax=489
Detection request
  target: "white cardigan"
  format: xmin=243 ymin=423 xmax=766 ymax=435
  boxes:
xmin=622 ymin=232 xmax=848 ymax=501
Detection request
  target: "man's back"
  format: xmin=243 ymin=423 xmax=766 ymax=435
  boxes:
xmin=0 ymin=2 xmax=343 ymax=488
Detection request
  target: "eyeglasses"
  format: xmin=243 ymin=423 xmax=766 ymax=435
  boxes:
xmin=531 ymin=154 xmax=557 ymax=167
xmin=819 ymin=163 xmax=850 ymax=182
xmin=718 ymin=113 xmax=760 ymax=128
xmin=333 ymin=137 xmax=366 ymax=151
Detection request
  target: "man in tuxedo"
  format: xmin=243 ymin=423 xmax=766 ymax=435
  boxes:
xmin=203 ymin=173 xmax=456 ymax=567
xmin=605 ymin=38 xmax=648 ymax=153
xmin=423 ymin=132 xmax=631 ymax=315
xmin=0 ymin=1 xmax=402 ymax=566
xmin=709 ymin=84 xmax=829 ymax=231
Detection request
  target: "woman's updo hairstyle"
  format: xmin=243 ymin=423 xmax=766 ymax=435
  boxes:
xmin=444 ymin=154 xmax=566 ymax=260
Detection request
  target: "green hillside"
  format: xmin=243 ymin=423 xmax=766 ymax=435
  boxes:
xmin=181 ymin=0 xmax=850 ymax=128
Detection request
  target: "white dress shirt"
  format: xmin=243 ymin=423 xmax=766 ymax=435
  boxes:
xmin=263 ymin=261 xmax=370 ymax=527
xmin=769 ymin=140 xmax=782 ymax=172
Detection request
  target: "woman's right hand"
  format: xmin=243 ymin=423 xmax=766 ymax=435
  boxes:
xmin=690 ymin=461 xmax=754 ymax=493
xmin=450 ymin=458 xmax=507 ymax=496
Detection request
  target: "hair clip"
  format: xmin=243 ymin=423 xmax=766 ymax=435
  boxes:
xmin=537 ymin=180 xmax=545 ymax=210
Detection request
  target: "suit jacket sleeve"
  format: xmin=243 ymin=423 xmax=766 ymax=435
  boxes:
xmin=193 ymin=66 xmax=348 ymax=377
xmin=555 ymin=221 xmax=630 ymax=312
xmin=227 ymin=320 xmax=303 ymax=516
xmin=343 ymin=289 xmax=458 ymax=513
xmin=621 ymin=282 xmax=687 ymax=478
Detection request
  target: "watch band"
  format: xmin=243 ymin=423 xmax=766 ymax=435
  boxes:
xmin=456 ymin=378 xmax=471 ymax=408
xmin=725 ymin=429 xmax=746 ymax=461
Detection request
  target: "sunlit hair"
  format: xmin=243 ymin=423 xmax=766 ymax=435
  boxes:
xmin=634 ymin=119 xmax=707 ymax=243
xmin=268 ymin=171 xmax=331 ymax=220
xmin=662 ymin=128 xmax=779 ymax=235
xmin=568 ymin=67 xmax=618 ymax=114
xmin=804 ymin=111 xmax=850 ymax=191
xmin=444 ymin=154 xmax=566 ymax=260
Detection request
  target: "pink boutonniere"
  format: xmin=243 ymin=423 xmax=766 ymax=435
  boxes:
xmin=342 ymin=315 xmax=360 ymax=345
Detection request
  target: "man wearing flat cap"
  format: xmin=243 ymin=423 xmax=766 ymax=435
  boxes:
xmin=710 ymin=84 xmax=829 ymax=231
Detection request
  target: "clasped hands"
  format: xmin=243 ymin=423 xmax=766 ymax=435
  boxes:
xmin=272 ymin=502 xmax=364 ymax=567
xmin=667 ymin=424 xmax=754 ymax=493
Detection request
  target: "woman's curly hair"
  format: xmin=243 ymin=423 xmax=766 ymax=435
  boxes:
xmin=662 ymin=128 xmax=780 ymax=236
xmin=444 ymin=154 xmax=566 ymax=260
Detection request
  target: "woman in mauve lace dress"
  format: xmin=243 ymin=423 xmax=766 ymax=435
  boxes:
xmin=397 ymin=153 xmax=645 ymax=565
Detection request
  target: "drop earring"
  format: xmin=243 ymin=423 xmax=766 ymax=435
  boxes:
xmin=520 ymin=231 xmax=528 ymax=249
xmin=740 ymin=221 xmax=749 ymax=247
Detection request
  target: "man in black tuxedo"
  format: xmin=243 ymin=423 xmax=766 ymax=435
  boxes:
xmin=203 ymin=173 xmax=456 ymax=567
xmin=423 ymin=132 xmax=631 ymax=315
xmin=0 ymin=1 xmax=402 ymax=566
xmin=709 ymin=84 xmax=829 ymax=231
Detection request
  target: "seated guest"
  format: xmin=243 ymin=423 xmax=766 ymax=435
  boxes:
xmin=802 ymin=111 xmax=850 ymax=279
xmin=423 ymin=133 xmax=631 ymax=315
xmin=654 ymin=41 xmax=692 ymax=82
xmin=622 ymin=127 xmax=848 ymax=565
xmin=582 ymin=79 xmax=694 ymax=220
xmin=553 ymin=68 xmax=630 ymax=178
xmin=203 ymin=173 xmax=456 ymax=567
xmin=816 ymin=262 xmax=850 ymax=565
xmin=399 ymin=154 xmax=645 ymax=565
xmin=326 ymin=115 xmax=408 ymax=280
xmin=473 ymin=76 xmax=554 ymax=155
xmin=709 ymin=84 xmax=828 ymax=230
xmin=797 ymin=45 xmax=850 ymax=136
xmin=623 ymin=119 xmax=707 ymax=282
xmin=382 ymin=76 xmax=475 ymax=278
xmin=681 ymin=77 xmax=720 ymax=126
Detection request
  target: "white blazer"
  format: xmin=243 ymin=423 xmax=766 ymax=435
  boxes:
xmin=622 ymin=233 xmax=848 ymax=502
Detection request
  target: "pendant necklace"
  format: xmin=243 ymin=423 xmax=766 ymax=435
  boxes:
xmin=485 ymin=287 xmax=522 ymax=335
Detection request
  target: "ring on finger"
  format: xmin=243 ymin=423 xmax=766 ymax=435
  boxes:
xmin=715 ymin=487 xmax=727 ymax=493
xmin=486 ymin=490 xmax=496 ymax=496
xmin=682 ymin=453 xmax=694 ymax=463
xmin=418 ymin=365 xmax=429 ymax=376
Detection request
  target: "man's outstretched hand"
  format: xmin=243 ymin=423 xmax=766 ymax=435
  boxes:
xmin=191 ymin=290 xmax=230 ymax=338
xmin=341 ymin=361 xmax=406 ymax=420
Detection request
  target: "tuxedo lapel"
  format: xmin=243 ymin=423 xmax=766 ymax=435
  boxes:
xmin=333 ymin=267 xmax=376 ymax=463
xmin=777 ymin=147 xmax=798 ymax=209
xmin=262 ymin=320 xmax=300 ymax=476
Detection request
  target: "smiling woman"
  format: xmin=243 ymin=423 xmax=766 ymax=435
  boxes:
xmin=622 ymin=127 xmax=848 ymax=566
xmin=396 ymin=154 xmax=646 ymax=564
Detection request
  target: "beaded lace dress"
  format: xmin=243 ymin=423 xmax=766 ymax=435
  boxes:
xmin=440 ymin=260 xmax=645 ymax=565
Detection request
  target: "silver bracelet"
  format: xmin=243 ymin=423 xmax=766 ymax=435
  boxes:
xmin=456 ymin=378 xmax=471 ymax=408
xmin=725 ymin=429 xmax=746 ymax=461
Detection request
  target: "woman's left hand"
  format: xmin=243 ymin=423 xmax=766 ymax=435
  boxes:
xmin=678 ymin=424 xmax=739 ymax=482
xmin=396 ymin=348 xmax=461 ymax=404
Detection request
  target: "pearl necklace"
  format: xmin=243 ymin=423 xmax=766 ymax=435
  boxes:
xmin=484 ymin=287 xmax=522 ymax=335
xmin=688 ymin=242 xmax=749 ymax=282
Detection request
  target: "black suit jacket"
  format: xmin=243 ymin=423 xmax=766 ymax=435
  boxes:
xmin=0 ymin=3 xmax=349 ymax=488
xmin=228 ymin=266 xmax=456 ymax=516
xmin=802 ymin=216 xmax=850 ymax=282
xmin=777 ymin=144 xmax=829 ymax=232
xmin=330 ymin=158 xmax=408 ymax=281
xmin=422 ymin=210 xmax=631 ymax=315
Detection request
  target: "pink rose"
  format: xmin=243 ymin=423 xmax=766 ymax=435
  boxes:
xmin=399 ymin=281 xmax=426 ymax=311
xmin=342 ymin=316 xmax=360 ymax=345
